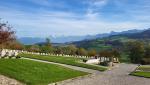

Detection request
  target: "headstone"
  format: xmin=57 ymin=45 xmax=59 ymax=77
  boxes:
xmin=1 ymin=49 xmax=6 ymax=57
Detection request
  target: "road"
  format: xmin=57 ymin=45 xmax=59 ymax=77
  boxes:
xmin=60 ymin=63 xmax=150 ymax=85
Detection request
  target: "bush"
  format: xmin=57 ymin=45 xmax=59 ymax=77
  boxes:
xmin=100 ymin=61 xmax=109 ymax=66
xmin=82 ymin=59 xmax=88 ymax=62
xmin=141 ymin=58 xmax=150 ymax=65
xmin=16 ymin=56 xmax=21 ymax=59
xmin=9 ymin=56 xmax=13 ymax=59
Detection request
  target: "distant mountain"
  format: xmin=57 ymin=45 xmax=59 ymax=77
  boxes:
xmin=18 ymin=29 xmax=143 ymax=45
xmin=18 ymin=37 xmax=45 ymax=45
xmin=91 ymin=29 xmax=143 ymax=39
xmin=35 ymin=42 xmax=66 ymax=47
xmin=71 ymin=28 xmax=150 ymax=51
xmin=114 ymin=28 xmax=150 ymax=39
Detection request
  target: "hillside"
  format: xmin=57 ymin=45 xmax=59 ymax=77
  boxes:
xmin=71 ymin=28 xmax=150 ymax=51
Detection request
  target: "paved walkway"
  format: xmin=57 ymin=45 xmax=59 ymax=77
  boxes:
xmin=60 ymin=63 xmax=150 ymax=85
xmin=0 ymin=75 xmax=23 ymax=85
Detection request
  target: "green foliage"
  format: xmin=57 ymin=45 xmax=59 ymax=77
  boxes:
xmin=0 ymin=59 xmax=88 ymax=85
xmin=29 ymin=45 xmax=40 ymax=52
xmin=73 ymin=37 xmax=128 ymax=52
xmin=88 ymin=49 xmax=96 ymax=56
xmin=119 ymin=53 xmax=130 ymax=63
xmin=76 ymin=48 xmax=88 ymax=56
xmin=45 ymin=38 xmax=52 ymax=48
xmin=99 ymin=49 xmax=120 ymax=58
xmin=99 ymin=50 xmax=111 ymax=57
xmin=141 ymin=58 xmax=150 ymax=65
xmin=127 ymin=41 xmax=145 ymax=64
xmin=144 ymin=45 xmax=150 ymax=58
xmin=56 ymin=45 xmax=77 ymax=55
xmin=111 ymin=49 xmax=121 ymax=58
xmin=40 ymin=45 xmax=53 ymax=53
xmin=100 ymin=61 xmax=109 ymax=66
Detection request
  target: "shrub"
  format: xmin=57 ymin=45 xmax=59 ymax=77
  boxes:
xmin=16 ymin=56 xmax=21 ymax=59
xmin=82 ymin=59 xmax=88 ymax=62
xmin=100 ymin=61 xmax=109 ymax=66
xmin=141 ymin=58 xmax=150 ymax=65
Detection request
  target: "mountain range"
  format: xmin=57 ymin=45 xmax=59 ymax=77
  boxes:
xmin=71 ymin=28 xmax=150 ymax=51
xmin=18 ymin=29 xmax=143 ymax=45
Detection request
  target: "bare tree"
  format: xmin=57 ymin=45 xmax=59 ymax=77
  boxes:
xmin=0 ymin=19 xmax=15 ymax=48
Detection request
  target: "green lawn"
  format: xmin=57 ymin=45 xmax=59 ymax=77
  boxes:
xmin=0 ymin=59 xmax=88 ymax=85
xmin=20 ymin=53 xmax=107 ymax=71
xmin=137 ymin=66 xmax=150 ymax=71
xmin=131 ymin=65 xmax=150 ymax=78
xmin=131 ymin=71 xmax=150 ymax=78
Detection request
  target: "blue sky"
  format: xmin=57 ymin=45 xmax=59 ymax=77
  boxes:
xmin=0 ymin=0 xmax=150 ymax=37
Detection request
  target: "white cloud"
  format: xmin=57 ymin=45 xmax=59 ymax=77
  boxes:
xmin=85 ymin=0 xmax=108 ymax=14
xmin=0 ymin=0 xmax=149 ymax=37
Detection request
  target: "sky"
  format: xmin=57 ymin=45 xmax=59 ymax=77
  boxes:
xmin=0 ymin=0 xmax=150 ymax=37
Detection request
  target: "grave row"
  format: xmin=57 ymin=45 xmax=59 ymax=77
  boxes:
xmin=0 ymin=49 xmax=21 ymax=58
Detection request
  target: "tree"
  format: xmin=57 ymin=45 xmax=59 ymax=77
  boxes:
xmin=8 ymin=41 xmax=24 ymax=50
xmin=141 ymin=45 xmax=150 ymax=64
xmin=46 ymin=38 xmax=52 ymax=47
xmin=111 ymin=49 xmax=120 ymax=58
xmin=99 ymin=50 xmax=113 ymax=61
xmin=99 ymin=50 xmax=112 ymax=57
xmin=40 ymin=45 xmax=53 ymax=53
xmin=0 ymin=19 xmax=15 ymax=48
xmin=39 ymin=38 xmax=53 ymax=53
xmin=68 ymin=45 xmax=77 ymax=55
xmin=127 ymin=41 xmax=145 ymax=64
xmin=29 ymin=45 xmax=40 ymax=52
xmin=88 ymin=49 xmax=96 ymax=56
xmin=54 ymin=47 xmax=63 ymax=54
xmin=76 ymin=48 xmax=87 ymax=56
xmin=144 ymin=45 xmax=150 ymax=58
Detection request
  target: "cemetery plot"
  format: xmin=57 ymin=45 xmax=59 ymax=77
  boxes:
xmin=131 ymin=65 xmax=150 ymax=78
xmin=0 ymin=59 xmax=88 ymax=85
xmin=20 ymin=53 xmax=108 ymax=71
xmin=0 ymin=49 xmax=20 ymax=59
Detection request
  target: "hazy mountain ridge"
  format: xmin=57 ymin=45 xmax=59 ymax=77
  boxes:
xmin=18 ymin=29 xmax=143 ymax=45
xmin=71 ymin=28 xmax=150 ymax=51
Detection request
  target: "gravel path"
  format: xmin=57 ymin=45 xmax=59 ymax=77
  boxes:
xmin=0 ymin=75 xmax=23 ymax=85
xmin=60 ymin=63 xmax=150 ymax=85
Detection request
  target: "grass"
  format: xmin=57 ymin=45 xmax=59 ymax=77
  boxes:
xmin=131 ymin=71 xmax=150 ymax=78
xmin=0 ymin=59 xmax=88 ymax=85
xmin=131 ymin=65 xmax=150 ymax=78
xmin=20 ymin=53 xmax=107 ymax=71
xmin=137 ymin=66 xmax=150 ymax=71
